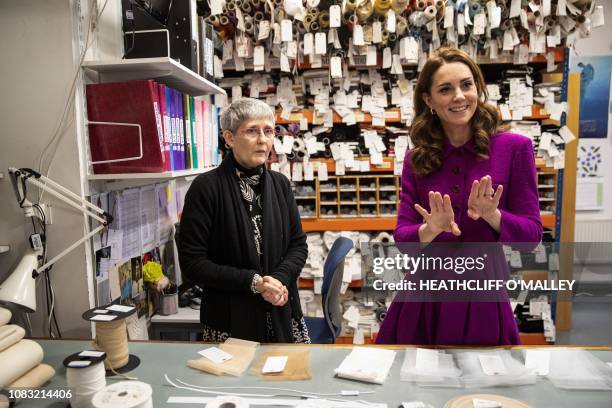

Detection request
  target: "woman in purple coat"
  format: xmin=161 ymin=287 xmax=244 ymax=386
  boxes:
xmin=376 ymin=48 xmax=543 ymax=346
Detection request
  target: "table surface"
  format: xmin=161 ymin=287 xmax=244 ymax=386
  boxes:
xmin=15 ymin=340 xmax=612 ymax=407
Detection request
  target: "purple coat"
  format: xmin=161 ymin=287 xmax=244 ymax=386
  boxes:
xmin=376 ymin=132 xmax=543 ymax=345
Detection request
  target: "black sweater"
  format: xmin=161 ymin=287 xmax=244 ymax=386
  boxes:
xmin=178 ymin=153 xmax=308 ymax=342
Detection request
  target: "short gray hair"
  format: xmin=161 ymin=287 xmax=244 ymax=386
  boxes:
xmin=219 ymin=98 xmax=275 ymax=134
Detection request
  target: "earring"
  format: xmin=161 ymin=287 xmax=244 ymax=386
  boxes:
xmin=430 ymin=107 xmax=436 ymax=115
xmin=225 ymin=142 xmax=232 ymax=149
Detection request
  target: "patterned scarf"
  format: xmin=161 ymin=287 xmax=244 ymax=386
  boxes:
xmin=236 ymin=168 xmax=264 ymax=259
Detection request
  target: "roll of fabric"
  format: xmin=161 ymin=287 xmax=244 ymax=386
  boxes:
xmin=391 ymin=0 xmax=409 ymax=13
xmin=342 ymin=0 xmax=359 ymax=13
xmin=0 ymin=325 xmax=25 ymax=352
xmin=423 ymin=4 xmax=437 ymax=21
xmin=0 ymin=339 xmax=44 ymax=388
xmin=374 ymin=0 xmax=392 ymax=15
xmin=8 ymin=363 xmax=55 ymax=388
xmin=356 ymin=0 xmax=375 ymax=21
xmin=318 ymin=11 xmax=330 ymax=29
xmin=0 ymin=307 xmax=10 ymax=327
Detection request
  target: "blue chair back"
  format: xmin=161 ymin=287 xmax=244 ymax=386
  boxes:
xmin=321 ymin=236 xmax=354 ymax=340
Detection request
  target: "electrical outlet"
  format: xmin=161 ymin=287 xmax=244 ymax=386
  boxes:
xmin=39 ymin=203 xmax=53 ymax=225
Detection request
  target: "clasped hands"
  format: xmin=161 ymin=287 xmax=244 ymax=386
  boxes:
xmin=256 ymin=276 xmax=288 ymax=306
xmin=415 ymin=175 xmax=503 ymax=236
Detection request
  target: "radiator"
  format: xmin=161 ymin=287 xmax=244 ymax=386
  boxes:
xmin=574 ymin=219 xmax=612 ymax=264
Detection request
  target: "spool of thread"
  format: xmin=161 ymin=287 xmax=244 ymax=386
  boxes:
xmin=241 ymin=2 xmax=252 ymax=14
xmin=469 ymin=1 xmax=481 ymax=19
xmin=235 ymin=0 xmax=243 ymax=8
xmin=205 ymin=396 xmax=249 ymax=408
xmin=345 ymin=13 xmax=358 ymax=30
xmin=0 ymin=324 xmax=25 ymax=352
xmin=388 ymin=32 xmax=397 ymax=42
xmin=501 ymin=19 xmax=512 ymax=30
xmin=374 ymin=0 xmax=392 ymax=15
xmin=356 ymin=0 xmax=375 ymax=21
xmin=251 ymin=0 xmax=262 ymax=9
xmin=8 ymin=364 xmax=55 ymax=389
xmin=343 ymin=0 xmax=358 ymax=13
xmin=92 ymin=381 xmax=152 ymax=408
xmin=382 ymin=29 xmax=390 ymax=42
xmin=396 ymin=15 xmax=408 ymax=34
xmin=391 ymin=0 xmax=409 ymax=13
xmin=227 ymin=2 xmax=236 ymax=11
xmin=67 ymin=361 xmax=107 ymax=408
xmin=293 ymin=137 xmax=306 ymax=153
xmin=318 ymin=11 xmax=330 ymax=28
xmin=307 ymin=0 xmax=321 ymax=7
xmin=297 ymin=20 xmax=307 ymax=34
xmin=374 ymin=231 xmax=393 ymax=244
xmin=423 ymin=4 xmax=437 ymax=21
xmin=254 ymin=11 xmax=264 ymax=22
xmin=0 ymin=307 xmax=11 ymax=326
xmin=206 ymin=15 xmax=220 ymax=26
xmin=303 ymin=15 xmax=313 ymax=32
xmin=219 ymin=14 xmax=230 ymax=26
xmin=0 ymin=339 xmax=43 ymax=388
xmin=244 ymin=20 xmax=255 ymax=34
xmin=274 ymin=8 xmax=286 ymax=23
xmin=94 ymin=320 xmax=130 ymax=370
xmin=435 ymin=0 xmax=444 ymax=12
xmin=310 ymin=21 xmax=320 ymax=32
xmin=416 ymin=0 xmax=426 ymax=10
xmin=273 ymin=0 xmax=283 ymax=6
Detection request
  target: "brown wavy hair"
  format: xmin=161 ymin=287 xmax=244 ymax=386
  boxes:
xmin=410 ymin=47 xmax=502 ymax=177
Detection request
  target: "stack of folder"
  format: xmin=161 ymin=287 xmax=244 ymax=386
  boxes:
xmin=86 ymin=80 xmax=220 ymax=174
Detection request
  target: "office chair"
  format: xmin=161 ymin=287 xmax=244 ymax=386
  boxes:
xmin=304 ymin=236 xmax=354 ymax=344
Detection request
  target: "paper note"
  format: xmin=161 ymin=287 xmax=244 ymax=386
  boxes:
xmin=199 ymin=347 xmax=233 ymax=364
xmin=262 ymin=356 xmax=288 ymax=373
xmin=415 ymin=348 xmax=439 ymax=374
xmin=91 ymin=314 xmax=117 ymax=321
xmin=281 ymin=19 xmax=292 ymax=42
xmin=478 ymin=354 xmax=507 ymax=375
xmin=525 ymin=350 xmax=550 ymax=375
xmin=79 ymin=350 xmax=106 ymax=358
xmin=68 ymin=361 xmax=91 ymax=367
xmin=330 ymin=5 xmax=341 ymax=28
xmin=106 ymin=304 xmax=134 ymax=313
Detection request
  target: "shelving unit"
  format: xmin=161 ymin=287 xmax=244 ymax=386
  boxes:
xmin=83 ymin=57 xmax=225 ymax=96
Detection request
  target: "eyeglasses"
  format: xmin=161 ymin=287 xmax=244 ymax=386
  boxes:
xmin=241 ymin=127 xmax=276 ymax=139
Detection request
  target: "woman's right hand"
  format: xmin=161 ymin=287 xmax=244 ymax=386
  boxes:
xmin=415 ymin=191 xmax=461 ymax=238
xmin=256 ymin=276 xmax=288 ymax=306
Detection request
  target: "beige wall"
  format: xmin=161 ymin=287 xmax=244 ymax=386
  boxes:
xmin=0 ymin=0 xmax=91 ymax=337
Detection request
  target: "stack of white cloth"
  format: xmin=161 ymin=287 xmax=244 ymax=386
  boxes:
xmin=335 ymin=347 xmax=396 ymax=384
xmin=400 ymin=348 xmax=462 ymax=388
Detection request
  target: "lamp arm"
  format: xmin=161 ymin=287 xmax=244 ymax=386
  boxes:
xmin=8 ymin=167 xmax=113 ymax=225
xmin=35 ymin=224 xmax=107 ymax=276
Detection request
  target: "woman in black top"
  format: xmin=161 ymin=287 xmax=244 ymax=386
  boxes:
xmin=179 ymin=98 xmax=310 ymax=343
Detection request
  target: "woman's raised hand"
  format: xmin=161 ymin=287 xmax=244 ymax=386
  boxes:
xmin=415 ymin=191 xmax=461 ymax=236
xmin=467 ymin=175 xmax=503 ymax=221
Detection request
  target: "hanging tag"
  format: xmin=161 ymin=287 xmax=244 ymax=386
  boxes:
xmin=280 ymin=53 xmax=290 ymax=72
xmin=366 ymin=45 xmax=377 ymax=66
xmin=330 ymin=56 xmax=343 ymax=78
xmin=292 ymin=162 xmax=303 ymax=182
xmin=510 ymin=0 xmax=520 ymax=18
xmin=372 ymin=22 xmax=382 ymax=44
xmin=258 ymin=20 xmax=271 ymax=40
xmin=222 ymin=39 xmax=233 ymax=62
xmin=303 ymin=33 xmax=314 ymax=55
xmin=303 ymin=160 xmax=314 ymax=181
xmin=444 ymin=6 xmax=454 ymax=28
xmin=317 ymin=162 xmax=329 ymax=181
xmin=210 ymin=0 xmax=223 ymax=15
xmin=273 ymin=23 xmax=282 ymax=44
xmin=287 ymin=41 xmax=298 ymax=58
xmin=236 ymin=8 xmax=245 ymax=31
xmin=300 ymin=116 xmax=309 ymax=131
xmin=382 ymin=47 xmax=392 ymax=69
xmin=330 ymin=5 xmax=341 ymax=28
xmin=457 ymin=13 xmax=465 ymax=35
xmin=281 ymin=19 xmax=293 ymax=42
xmin=315 ymin=32 xmax=327 ymax=55
xmin=253 ymin=46 xmax=265 ymax=71
xmin=473 ymin=13 xmax=486 ymax=35
xmin=386 ymin=10 xmax=396 ymax=33
xmin=353 ymin=24 xmax=365 ymax=46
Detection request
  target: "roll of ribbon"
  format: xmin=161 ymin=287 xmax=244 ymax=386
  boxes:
xmin=241 ymin=2 xmax=252 ymax=14
xmin=8 ymin=363 xmax=55 ymax=389
xmin=469 ymin=1 xmax=481 ymax=19
xmin=293 ymin=137 xmax=306 ymax=153
xmin=0 ymin=307 xmax=10 ymax=327
xmin=251 ymin=0 xmax=262 ymax=9
xmin=92 ymin=381 xmax=153 ymax=408
xmin=310 ymin=21 xmax=320 ymax=32
xmin=244 ymin=20 xmax=255 ymax=34
xmin=0 ymin=324 xmax=25 ymax=352
xmin=0 ymin=339 xmax=43 ymax=388
xmin=307 ymin=0 xmax=321 ymax=7
xmin=94 ymin=319 xmax=130 ymax=370
xmin=205 ymin=396 xmax=249 ymax=408
xmin=416 ymin=0 xmax=426 ymax=10
xmin=254 ymin=11 xmax=264 ymax=22
xmin=206 ymin=15 xmax=220 ymax=26
xmin=273 ymin=0 xmax=283 ymax=6
xmin=227 ymin=2 xmax=236 ymax=11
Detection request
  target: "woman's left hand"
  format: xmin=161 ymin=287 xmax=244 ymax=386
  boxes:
xmin=467 ymin=175 xmax=503 ymax=221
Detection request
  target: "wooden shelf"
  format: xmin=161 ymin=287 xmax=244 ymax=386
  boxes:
xmin=83 ymin=57 xmax=225 ymax=96
xmin=302 ymin=217 xmax=397 ymax=231
xmin=302 ymin=213 xmax=555 ymax=231
xmin=88 ymin=167 xmax=211 ymax=181
xmin=310 ymin=157 xmax=394 ymax=173
xmin=276 ymin=108 xmax=402 ymax=125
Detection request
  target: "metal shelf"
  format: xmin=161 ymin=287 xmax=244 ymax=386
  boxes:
xmin=83 ymin=57 xmax=225 ymax=96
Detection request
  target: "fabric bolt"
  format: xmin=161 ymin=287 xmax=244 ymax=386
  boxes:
xmin=377 ymin=132 xmax=542 ymax=346
xmin=179 ymin=152 xmax=309 ymax=343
